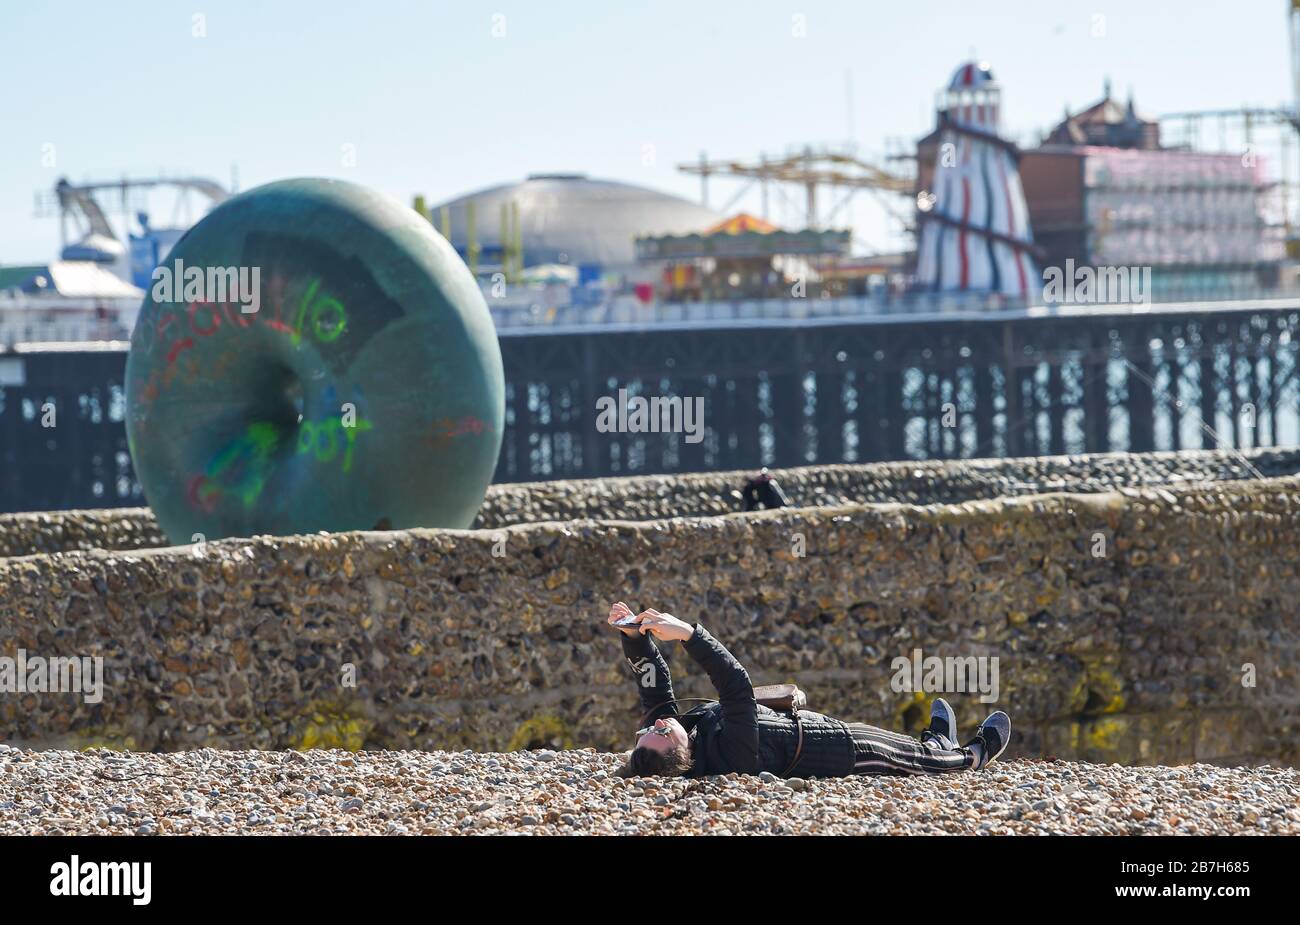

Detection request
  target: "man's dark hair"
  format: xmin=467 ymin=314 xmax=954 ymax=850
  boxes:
xmin=616 ymin=745 xmax=694 ymax=778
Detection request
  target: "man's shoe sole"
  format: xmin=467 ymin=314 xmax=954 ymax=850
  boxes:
xmin=973 ymin=711 xmax=1011 ymax=768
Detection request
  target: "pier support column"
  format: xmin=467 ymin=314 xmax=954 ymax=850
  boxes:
xmin=883 ymin=366 xmax=906 ymax=460
xmin=975 ymin=364 xmax=994 ymax=456
xmin=1127 ymin=328 xmax=1155 ymax=453
xmin=770 ymin=372 xmax=805 ymax=467
xmin=1001 ymin=324 xmax=1023 ymax=458
xmin=1199 ymin=350 xmax=1218 ymax=450
xmin=1047 ymin=360 xmax=1065 ymax=456
xmin=815 ymin=370 xmax=845 ymax=464
xmin=1084 ymin=326 xmax=1109 ymax=453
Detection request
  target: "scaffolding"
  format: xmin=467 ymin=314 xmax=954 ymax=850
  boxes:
xmin=1159 ymin=108 xmax=1298 ymax=248
xmin=1083 ymin=145 xmax=1286 ymax=271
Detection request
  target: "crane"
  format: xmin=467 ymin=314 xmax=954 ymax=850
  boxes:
xmin=34 ymin=175 xmax=230 ymax=258
xmin=1292 ymin=1 xmax=1300 ymax=128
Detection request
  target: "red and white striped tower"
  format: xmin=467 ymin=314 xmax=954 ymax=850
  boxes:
xmin=915 ymin=61 xmax=1037 ymax=298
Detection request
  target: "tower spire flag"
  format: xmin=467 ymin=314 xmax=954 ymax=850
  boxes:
xmin=915 ymin=61 xmax=1038 ymax=298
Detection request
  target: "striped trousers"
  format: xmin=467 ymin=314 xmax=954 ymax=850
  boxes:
xmin=846 ymin=722 xmax=974 ymax=776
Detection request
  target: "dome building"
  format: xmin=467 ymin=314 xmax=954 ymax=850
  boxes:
xmin=432 ymin=173 xmax=720 ymax=274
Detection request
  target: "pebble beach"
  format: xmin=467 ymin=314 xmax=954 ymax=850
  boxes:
xmin=2 ymin=745 xmax=1296 ymax=836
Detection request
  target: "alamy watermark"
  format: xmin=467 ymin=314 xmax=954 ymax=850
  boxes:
xmin=1043 ymin=259 xmax=1151 ymax=306
xmin=0 ymin=649 xmax=103 ymax=704
xmin=151 ymin=259 xmax=261 ymax=313
xmin=596 ymin=388 xmax=704 ymax=444
xmin=628 ymin=656 xmax=657 ymax=688
xmin=890 ymin=647 xmax=1000 ymax=704
xmin=50 ymin=855 xmax=151 ymax=905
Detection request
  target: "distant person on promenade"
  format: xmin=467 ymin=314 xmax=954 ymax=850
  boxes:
xmin=740 ymin=468 xmax=790 ymax=511
xmin=609 ymin=602 xmax=1011 ymax=779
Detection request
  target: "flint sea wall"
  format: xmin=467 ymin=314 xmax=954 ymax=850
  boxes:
xmin=1 ymin=451 xmax=1297 ymax=766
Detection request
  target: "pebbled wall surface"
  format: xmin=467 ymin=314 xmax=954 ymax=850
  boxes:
xmin=2 ymin=470 xmax=1296 ymax=766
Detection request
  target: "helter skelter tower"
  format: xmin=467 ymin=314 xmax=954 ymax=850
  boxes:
xmin=915 ymin=61 xmax=1037 ymax=298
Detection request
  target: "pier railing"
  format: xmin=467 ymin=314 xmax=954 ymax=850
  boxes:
xmin=4 ymin=286 xmax=1298 ymax=348
xmin=485 ymin=286 xmax=1300 ymax=332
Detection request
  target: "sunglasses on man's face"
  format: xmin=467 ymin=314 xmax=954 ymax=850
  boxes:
xmin=634 ymin=723 xmax=674 ymax=746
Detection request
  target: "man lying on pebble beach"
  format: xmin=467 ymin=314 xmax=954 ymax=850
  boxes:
xmin=610 ymin=602 xmax=1011 ymax=779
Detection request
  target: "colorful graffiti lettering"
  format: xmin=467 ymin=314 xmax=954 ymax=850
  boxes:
xmin=134 ymin=275 xmax=351 ymax=409
xmin=425 ymin=415 xmax=492 ymax=451
xmin=296 ymin=415 xmax=373 ymax=474
xmin=187 ymin=421 xmax=283 ymax=512
xmin=139 ymin=274 xmax=347 ymax=355
xmin=185 ymin=403 xmax=374 ymax=513
xmin=289 ymin=279 xmax=348 ymax=346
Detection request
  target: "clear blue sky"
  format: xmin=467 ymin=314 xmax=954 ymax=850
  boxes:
xmin=0 ymin=0 xmax=1290 ymax=262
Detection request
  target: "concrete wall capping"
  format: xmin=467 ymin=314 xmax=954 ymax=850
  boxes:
xmin=4 ymin=445 xmax=1300 ymax=558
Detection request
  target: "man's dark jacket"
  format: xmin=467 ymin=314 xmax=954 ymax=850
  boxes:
xmin=622 ymin=624 xmax=857 ymax=778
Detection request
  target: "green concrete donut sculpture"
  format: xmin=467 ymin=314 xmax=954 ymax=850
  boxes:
xmin=125 ymin=178 xmax=504 ymax=545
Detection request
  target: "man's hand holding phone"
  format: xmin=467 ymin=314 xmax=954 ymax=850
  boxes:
xmin=633 ymin=608 xmax=696 ymax=642
xmin=608 ymin=601 xmax=643 ymax=637
xmin=607 ymin=602 xmax=695 ymax=642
